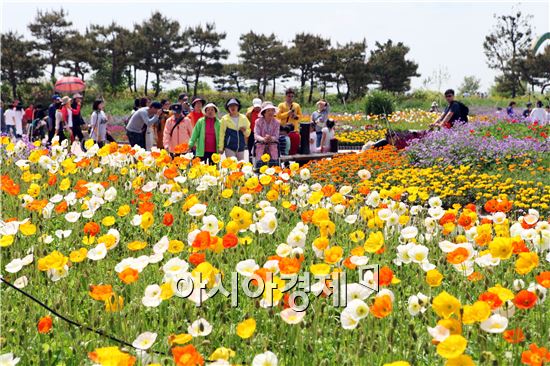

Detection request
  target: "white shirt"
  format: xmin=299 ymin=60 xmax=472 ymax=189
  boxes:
xmin=4 ymin=109 xmax=22 ymax=126
xmin=321 ymin=127 xmax=335 ymax=149
xmin=530 ymin=108 xmax=548 ymax=125
xmin=309 ymin=131 xmax=317 ymax=152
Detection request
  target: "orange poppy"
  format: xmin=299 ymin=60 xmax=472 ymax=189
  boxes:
xmin=37 ymin=315 xmax=53 ymax=334
xmin=370 ymin=295 xmax=392 ymax=318
xmin=521 ymin=344 xmax=550 ymax=366
xmin=503 ymin=328 xmax=525 ymax=344
xmin=536 ymin=271 xmax=550 ymax=288
xmin=164 ymin=166 xmax=178 ymax=180
xmin=118 ymin=268 xmax=139 ymax=284
xmin=89 ymin=284 xmax=114 ymax=301
xmin=279 ymin=257 xmax=301 ymax=275
xmin=447 ymin=247 xmax=469 ymax=264
xmin=378 ymin=266 xmax=394 ymax=287
xmin=479 ymin=291 xmax=503 ymax=309
xmin=172 ymin=345 xmax=204 ymax=366
xmin=83 ymin=222 xmax=100 ymax=237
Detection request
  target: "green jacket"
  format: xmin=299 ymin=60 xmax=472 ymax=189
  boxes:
xmin=189 ymin=116 xmax=220 ymax=157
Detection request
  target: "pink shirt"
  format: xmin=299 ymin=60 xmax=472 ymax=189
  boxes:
xmin=204 ymin=117 xmax=217 ymax=153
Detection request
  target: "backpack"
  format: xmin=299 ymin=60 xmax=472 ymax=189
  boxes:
xmin=453 ymin=101 xmax=469 ymax=123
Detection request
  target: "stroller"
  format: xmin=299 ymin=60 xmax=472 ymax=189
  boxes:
xmin=27 ymin=118 xmax=48 ymax=142
xmin=253 ymin=140 xmax=280 ymax=169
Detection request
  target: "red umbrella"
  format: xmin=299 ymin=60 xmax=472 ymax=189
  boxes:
xmin=54 ymin=76 xmax=86 ymax=94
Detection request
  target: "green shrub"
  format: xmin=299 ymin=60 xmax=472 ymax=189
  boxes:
xmin=364 ymin=91 xmax=395 ymax=115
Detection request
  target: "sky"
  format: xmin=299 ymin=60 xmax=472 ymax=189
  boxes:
xmin=2 ymin=0 xmax=549 ymax=93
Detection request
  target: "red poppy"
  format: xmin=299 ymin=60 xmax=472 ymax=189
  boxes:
xmin=514 ymin=290 xmax=537 ymax=310
xmin=189 ymin=253 xmax=206 ymax=267
xmin=37 ymin=315 xmax=53 ymax=334
xmin=163 ymin=213 xmax=174 ymax=226
xmin=222 ymin=233 xmax=238 ymax=249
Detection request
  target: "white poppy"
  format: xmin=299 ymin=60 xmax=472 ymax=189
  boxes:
xmin=276 ymin=243 xmax=292 ymax=257
xmin=0 ymin=352 xmax=21 ymax=366
xmin=409 ymin=245 xmax=429 ymax=263
xmin=104 ymin=187 xmax=117 ymax=202
xmin=400 ymin=226 xmax=418 ymax=240
xmin=142 ymin=284 xmax=162 ymax=307
xmin=480 ymin=314 xmax=508 ymax=333
xmin=188 ymin=318 xmax=212 ymax=337
xmin=141 ymin=181 xmax=158 ymax=193
xmin=13 ymin=276 xmax=28 ymax=289
xmin=55 ymin=229 xmax=72 ymax=239
xmin=428 ymin=196 xmax=442 ymax=208
xmin=299 ymin=168 xmax=311 ymax=180
xmin=236 ymin=259 xmax=259 ymax=277
xmin=64 ymin=212 xmax=81 ymax=223
xmin=132 ymin=332 xmax=158 ymax=350
xmin=153 ymin=236 xmax=169 ymax=254
xmin=188 ymin=203 xmax=207 ymax=217
xmin=252 ymin=351 xmax=278 ymax=366
xmin=280 ymin=308 xmax=306 ymax=325
xmin=87 ymin=243 xmax=107 ymax=261
xmin=340 ymin=306 xmax=360 ymax=330
xmin=257 ymin=214 xmax=278 ymax=235
xmin=162 ymin=257 xmax=189 ymax=277
xmin=344 ymin=215 xmax=358 ymax=224
xmin=239 ymin=193 xmax=254 ymax=205
xmin=5 ymin=259 xmax=23 ymax=274
xmin=427 ymin=325 xmax=450 ymax=342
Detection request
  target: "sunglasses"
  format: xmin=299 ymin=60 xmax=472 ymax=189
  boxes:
xmin=445 ymin=95 xmax=453 ymax=98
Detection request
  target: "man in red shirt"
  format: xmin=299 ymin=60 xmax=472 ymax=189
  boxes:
xmin=23 ymin=103 xmax=35 ymax=132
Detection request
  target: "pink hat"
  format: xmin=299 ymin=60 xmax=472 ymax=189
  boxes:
xmin=260 ymin=102 xmax=277 ymax=116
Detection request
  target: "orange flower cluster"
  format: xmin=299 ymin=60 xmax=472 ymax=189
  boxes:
xmin=304 ymin=146 xmax=405 ymax=186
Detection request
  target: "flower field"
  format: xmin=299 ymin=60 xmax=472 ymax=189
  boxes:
xmin=1 ymin=114 xmax=549 ymax=366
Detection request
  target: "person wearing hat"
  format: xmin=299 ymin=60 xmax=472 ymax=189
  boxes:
xmin=276 ymin=88 xmax=303 ymax=132
xmin=246 ymin=97 xmax=262 ymax=158
xmin=163 ymin=103 xmax=194 ymax=154
xmin=219 ymin=98 xmax=251 ymax=161
xmin=126 ymin=101 xmax=163 ymax=149
xmin=188 ymin=97 xmax=206 ymax=128
xmin=189 ymin=103 xmax=220 ymax=163
xmin=311 ymin=99 xmax=330 ymax=148
xmin=47 ymin=95 xmax=62 ymax=143
xmin=70 ymin=93 xmax=85 ymax=148
xmin=254 ymin=102 xmax=280 ymax=166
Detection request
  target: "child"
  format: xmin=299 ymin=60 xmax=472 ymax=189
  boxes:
xmin=278 ymin=126 xmax=291 ymax=156
xmin=309 ymin=123 xmax=318 ymax=153
xmin=320 ymin=119 xmax=336 ymax=153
